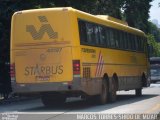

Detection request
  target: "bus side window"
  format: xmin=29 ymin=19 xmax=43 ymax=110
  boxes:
xmin=78 ymin=20 xmax=87 ymax=44
xmin=137 ymin=36 xmax=143 ymax=52
xmin=141 ymin=37 xmax=144 ymax=52
xmin=138 ymin=36 xmax=141 ymax=52
xmin=86 ymin=22 xmax=95 ymax=45
xmin=110 ymin=28 xmax=115 ymax=48
xmin=119 ymin=31 xmax=124 ymax=49
xmin=135 ymin=35 xmax=139 ymax=51
xmin=132 ymin=34 xmax=136 ymax=51
xmin=130 ymin=34 xmax=135 ymax=51
xmin=127 ymin=33 xmax=131 ymax=50
xmin=129 ymin=33 xmax=132 ymax=50
xmin=124 ymin=32 xmax=128 ymax=50
xmin=98 ymin=26 xmax=106 ymax=47
xmin=94 ymin=25 xmax=100 ymax=45
xmin=105 ymin=27 xmax=110 ymax=48
xmin=114 ymin=30 xmax=119 ymax=48
xmin=117 ymin=30 xmax=121 ymax=49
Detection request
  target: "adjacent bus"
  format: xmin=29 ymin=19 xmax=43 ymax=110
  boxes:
xmin=10 ymin=7 xmax=150 ymax=106
xmin=150 ymin=57 xmax=160 ymax=83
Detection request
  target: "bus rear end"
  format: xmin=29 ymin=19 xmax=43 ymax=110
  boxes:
xmin=10 ymin=8 xmax=80 ymax=105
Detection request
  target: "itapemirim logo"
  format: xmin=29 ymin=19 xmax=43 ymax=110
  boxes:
xmin=26 ymin=16 xmax=58 ymax=40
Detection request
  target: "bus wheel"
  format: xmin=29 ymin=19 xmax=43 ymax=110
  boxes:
xmin=98 ymin=79 xmax=109 ymax=105
xmin=41 ymin=94 xmax=66 ymax=107
xmin=109 ymin=77 xmax=117 ymax=102
xmin=135 ymin=88 xmax=142 ymax=96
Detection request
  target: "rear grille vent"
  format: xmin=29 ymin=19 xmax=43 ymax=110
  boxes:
xmin=83 ymin=67 xmax=91 ymax=78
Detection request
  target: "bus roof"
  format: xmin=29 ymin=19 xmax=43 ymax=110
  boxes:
xmin=96 ymin=15 xmax=128 ymax=26
xmin=73 ymin=8 xmax=145 ymax=36
xmin=15 ymin=7 xmax=145 ymax=37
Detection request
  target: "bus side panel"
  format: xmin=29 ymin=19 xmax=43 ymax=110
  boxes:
xmin=79 ymin=46 xmax=148 ymax=95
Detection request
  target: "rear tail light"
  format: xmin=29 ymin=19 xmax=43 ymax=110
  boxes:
xmin=73 ymin=60 xmax=80 ymax=75
xmin=10 ymin=63 xmax=15 ymax=80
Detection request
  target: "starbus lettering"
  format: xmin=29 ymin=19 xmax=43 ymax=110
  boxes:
xmin=24 ymin=64 xmax=63 ymax=76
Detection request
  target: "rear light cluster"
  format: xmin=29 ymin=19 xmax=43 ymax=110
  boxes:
xmin=10 ymin=63 xmax=15 ymax=80
xmin=73 ymin=60 xmax=80 ymax=75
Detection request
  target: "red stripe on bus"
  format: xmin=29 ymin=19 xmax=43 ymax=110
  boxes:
xmin=99 ymin=60 xmax=104 ymax=77
xmin=97 ymin=55 xmax=103 ymax=77
xmin=95 ymin=51 xmax=101 ymax=77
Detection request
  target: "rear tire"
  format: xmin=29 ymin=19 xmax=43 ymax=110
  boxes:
xmin=142 ymin=74 xmax=149 ymax=87
xmin=41 ymin=93 xmax=66 ymax=107
xmin=135 ymin=88 xmax=142 ymax=96
xmin=136 ymin=74 xmax=143 ymax=96
xmin=109 ymin=77 xmax=117 ymax=102
xmin=98 ymin=79 xmax=109 ymax=105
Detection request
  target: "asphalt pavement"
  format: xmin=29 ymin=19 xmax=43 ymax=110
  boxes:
xmin=0 ymin=83 xmax=159 ymax=120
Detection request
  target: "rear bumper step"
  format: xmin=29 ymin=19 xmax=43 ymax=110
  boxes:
xmin=12 ymin=78 xmax=102 ymax=96
xmin=12 ymin=78 xmax=81 ymax=93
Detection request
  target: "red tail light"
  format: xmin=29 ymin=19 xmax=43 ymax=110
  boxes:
xmin=73 ymin=60 xmax=80 ymax=75
xmin=10 ymin=63 xmax=15 ymax=79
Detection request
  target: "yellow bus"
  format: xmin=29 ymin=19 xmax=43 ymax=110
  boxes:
xmin=10 ymin=7 xmax=150 ymax=106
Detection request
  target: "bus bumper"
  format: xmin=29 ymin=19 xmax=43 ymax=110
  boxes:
xmin=11 ymin=78 xmax=101 ymax=96
xmin=11 ymin=78 xmax=81 ymax=93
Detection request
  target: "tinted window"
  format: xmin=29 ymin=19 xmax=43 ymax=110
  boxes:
xmin=78 ymin=19 xmax=145 ymax=52
xmin=119 ymin=31 xmax=124 ymax=49
xmin=94 ymin=25 xmax=100 ymax=45
xmin=124 ymin=32 xmax=128 ymax=49
xmin=86 ymin=22 xmax=95 ymax=45
xmin=110 ymin=28 xmax=115 ymax=48
xmin=105 ymin=27 xmax=110 ymax=47
xmin=135 ymin=36 xmax=139 ymax=51
xmin=114 ymin=30 xmax=119 ymax=48
xmin=78 ymin=20 xmax=87 ymax=44
xmin=99 ymin=26 xmax=106 ymax=46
